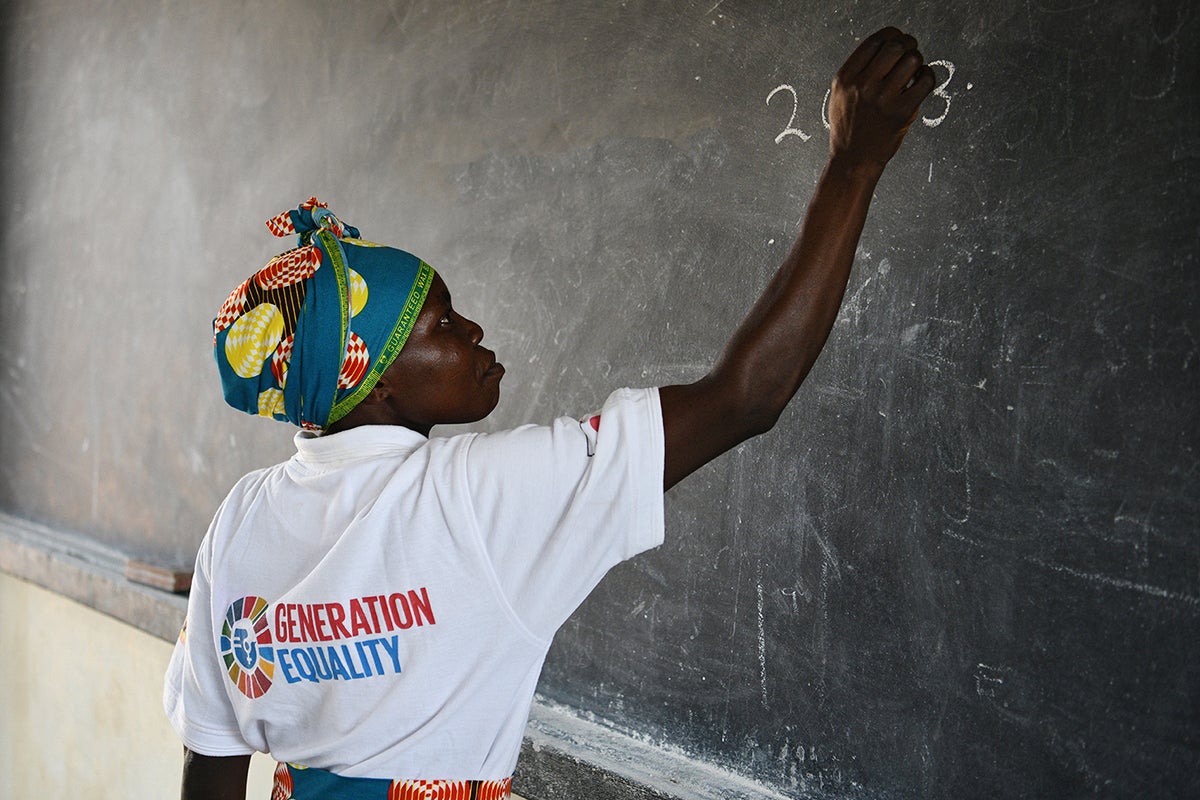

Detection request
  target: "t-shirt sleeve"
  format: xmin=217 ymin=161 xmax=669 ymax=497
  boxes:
xmin=461 ymin=387 xmax=665 ymax=640
xmin=163 ymin=524 xmax=256 ymax=757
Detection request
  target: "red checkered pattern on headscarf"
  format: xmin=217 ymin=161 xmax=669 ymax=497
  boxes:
xmin=256 ymin=245 xmax=323 ymax=290
xmin=265 ymin=196 xmax=348 ymax=239
xmin=337 ymin=332 xmax=370 ymax=389
xmin=265 ymin=197 xmax=326 ymax=238
xmin=212 ymin=277 xmax=250 ymax=343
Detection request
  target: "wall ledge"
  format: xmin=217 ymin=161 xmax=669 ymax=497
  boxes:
xmin=0 ymin=511 xmax=187 ymax=642
xmin=0 ymin=512 xmax=786 ymax=800
xmin=520 ymin=699 xmax=795 ymax=800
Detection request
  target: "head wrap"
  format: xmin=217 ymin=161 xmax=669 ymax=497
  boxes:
xmin=213 ymin=197 xmax=434 ymax=430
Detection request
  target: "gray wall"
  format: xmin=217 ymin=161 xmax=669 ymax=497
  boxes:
xmin=1 ymin=2 xmax=1196 ymax=798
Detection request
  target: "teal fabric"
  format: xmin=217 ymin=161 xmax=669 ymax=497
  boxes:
xmin=213 ymin=198 xmax=433 ymax=430
xmin=287 ymin=764 xmax=391 ymax=799
xmin=276 ymin=763 xmax=514 ymax=799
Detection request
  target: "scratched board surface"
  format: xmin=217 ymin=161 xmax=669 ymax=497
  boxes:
xmin=0 ymin=1 xmax=1195 ymax=797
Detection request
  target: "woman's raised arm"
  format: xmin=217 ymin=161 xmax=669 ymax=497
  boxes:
xmin=660 ymin=27 xmax=936 ymax=490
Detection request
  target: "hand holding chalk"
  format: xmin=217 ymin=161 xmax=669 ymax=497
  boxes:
xmin=827 ymin=27 xmax=936 ymax=171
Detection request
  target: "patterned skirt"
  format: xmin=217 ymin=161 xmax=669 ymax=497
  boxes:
xmin=272 ymin=762 xmax=513 ymax=800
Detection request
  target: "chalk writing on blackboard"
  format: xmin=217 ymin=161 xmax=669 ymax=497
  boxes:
xmin=770 ymin=60 xmax=960 ymax=144
xmin=766 ymin=83 xmax=812 ymax=143
xmin=922 ymin=60 xmax=955 ymax=128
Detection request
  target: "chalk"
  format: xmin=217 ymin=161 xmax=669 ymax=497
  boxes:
xmin=125 ymin=559 xmax=193 ymax=593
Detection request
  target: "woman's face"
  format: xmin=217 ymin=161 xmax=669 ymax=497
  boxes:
xmin=372 ymin=273 xmax=504 ymax=435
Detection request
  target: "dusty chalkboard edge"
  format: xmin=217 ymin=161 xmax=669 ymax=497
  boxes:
xmin=0 ymin=511 xmax=188 ymax=642
xmin=520 ymin=699 xmax=800 ymax=800
xmin=0 ymin=512 xmax=797 ymax=800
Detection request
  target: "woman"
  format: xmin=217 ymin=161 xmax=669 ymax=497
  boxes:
xmin=167 ymin=27 xmax=934 ymax=800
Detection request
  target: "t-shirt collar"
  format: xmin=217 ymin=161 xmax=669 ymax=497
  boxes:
xmin=292 ymin=424 xmax=427 ymax=464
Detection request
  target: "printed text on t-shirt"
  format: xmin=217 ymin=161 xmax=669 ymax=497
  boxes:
xmin=274 ymin=588 xmax=437 ymax=642
xmin=267 ymin=587 xmax=436 ymax=688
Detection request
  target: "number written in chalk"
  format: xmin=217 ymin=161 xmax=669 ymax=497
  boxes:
xmin=769 ymin=60 xmax=959 ymax=144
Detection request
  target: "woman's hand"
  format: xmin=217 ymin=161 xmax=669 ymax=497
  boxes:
xmin=827 ymin=27 xmax=936 ymax=172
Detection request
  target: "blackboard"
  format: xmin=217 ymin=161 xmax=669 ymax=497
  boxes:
xmin=0 ymin=1 xmax=1195 ymax=797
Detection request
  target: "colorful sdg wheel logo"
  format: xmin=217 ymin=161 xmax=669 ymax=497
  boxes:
xmin=221 ymin=596 xmax=275 ymax=698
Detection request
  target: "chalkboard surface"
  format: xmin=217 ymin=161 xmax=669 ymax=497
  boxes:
xmin=0 ymin=1 xmax=1195 ymax=797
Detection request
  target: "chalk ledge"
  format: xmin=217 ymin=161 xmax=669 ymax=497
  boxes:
xmin=0 ymin=511 xmax=782 ymax=800
xmin=0 ymin=511 xmax=188 ymax=642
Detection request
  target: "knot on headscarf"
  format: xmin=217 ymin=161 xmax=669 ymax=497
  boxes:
xmin=213 ymin=197 xmax=434 ymax=431
xmin=264 ymin=196 xmax=361 ymax=242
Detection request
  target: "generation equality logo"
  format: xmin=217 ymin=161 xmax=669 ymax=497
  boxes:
xmin=221 ymin=588 xmax=437 ymax=698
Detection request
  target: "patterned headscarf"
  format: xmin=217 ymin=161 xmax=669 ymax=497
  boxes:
xmin=213 ymin=197 xmax=434 ymax=430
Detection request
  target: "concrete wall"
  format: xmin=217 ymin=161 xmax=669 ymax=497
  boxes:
xmin=0 ymin=572 xmax=276 ymax=799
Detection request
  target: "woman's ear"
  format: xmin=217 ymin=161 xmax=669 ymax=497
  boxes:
xmin=370 ymin=360 xmax=411 ymax=402
xmin=325 ymin=374 xmax=392 ymax=434
xmin=363 ymin=375 xmax=392 ymax=403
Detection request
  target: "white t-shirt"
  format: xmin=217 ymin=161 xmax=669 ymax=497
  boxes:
xmin=163 ymin=387 xmax=664 ymax=780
